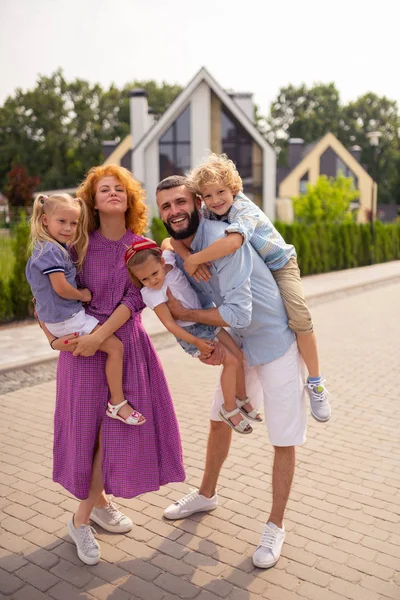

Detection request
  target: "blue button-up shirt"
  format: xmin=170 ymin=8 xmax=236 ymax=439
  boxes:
xmin=176 ymin=219 xmax=295 ymax=367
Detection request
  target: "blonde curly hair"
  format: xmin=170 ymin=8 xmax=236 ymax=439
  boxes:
xmin=76 ymin=164 xmax=148 ymax=237
xmin=187 ymin=153 xmax=243 ymax=197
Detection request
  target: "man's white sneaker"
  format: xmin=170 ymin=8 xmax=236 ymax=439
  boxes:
xmin=90 ymin=500 xmax=133 ymax=533
xmin=164 ymin=489 xmax=218 ymax=520
xmin=67 ymin=519 xmax=101 ymax=565
xmin=306 ymin=379 xmax=331 ymax=422
xmin=252 ymin=522 xmax=285 ymax=569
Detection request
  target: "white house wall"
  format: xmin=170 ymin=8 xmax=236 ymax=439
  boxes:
xmin=190 ymin=81 xmax=211 ymax=167
xmin=263 ymin=144 xmax=276 ymax=221
xmin=144 ymin=139 xmax=159 ymax=218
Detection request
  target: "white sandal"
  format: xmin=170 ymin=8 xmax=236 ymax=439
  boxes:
xmin=236 ymin=397 xmax=263 ymax=422
xmin=106 ymin=400 xmax=146 ymax=426
xmin=219 ymin=406 xmax=253 ymax=434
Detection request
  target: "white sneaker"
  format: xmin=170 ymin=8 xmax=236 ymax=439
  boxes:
xmin=67 ymin=519 xmax=101 ymax=565
xmin=252 ymin=522 xmax=285 ymax=569
xmin=306 ymin=379 xmax=331 ymax=422
xmin=90 ymin=500 xmax=133 ymax=533
xmin=164 ymin=489 xmax=218 ymax=520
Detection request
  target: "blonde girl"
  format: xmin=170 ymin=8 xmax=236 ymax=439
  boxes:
xmin=26 ymin=192 xmax=145 ymax=427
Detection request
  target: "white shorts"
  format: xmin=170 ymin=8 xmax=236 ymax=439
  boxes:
xmin=211 ymin=342 xmax=307 ymax=447
xmin=45 ymin=309 xmax=99 ymax=338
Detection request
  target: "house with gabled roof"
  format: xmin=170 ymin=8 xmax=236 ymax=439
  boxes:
xmin=276 ymin=132 xmax=377 ymax=223
xmin=102 ymin=67 xmax=276 ymax=219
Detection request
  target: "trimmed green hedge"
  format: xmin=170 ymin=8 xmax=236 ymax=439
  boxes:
xmin=274 ymin=221 xmax=400 ymax=275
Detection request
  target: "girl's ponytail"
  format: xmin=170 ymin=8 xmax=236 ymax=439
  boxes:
xmin=71 ymin=197 xmax=89 ymax=270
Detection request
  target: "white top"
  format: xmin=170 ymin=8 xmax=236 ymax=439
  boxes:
xmin=140 ymin=250 xmax=201 ymax=327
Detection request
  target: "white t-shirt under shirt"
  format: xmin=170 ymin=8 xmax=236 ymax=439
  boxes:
xmin=140 ymin=250 xmax=201 ymax=327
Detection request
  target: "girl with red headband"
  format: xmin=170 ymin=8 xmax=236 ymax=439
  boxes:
xmin=126 ymin=238 xmax=262 ymax=436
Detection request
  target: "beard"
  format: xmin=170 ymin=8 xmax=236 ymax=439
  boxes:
xmin=163 ymin=208 xmax=200 ymax=240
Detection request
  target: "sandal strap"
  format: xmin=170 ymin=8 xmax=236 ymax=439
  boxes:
xmin=236 ymin=397 xmax=249 ymax=409
xmin=107 ymin=400 xmax=128 ymax=416
xmin=220 ymin=406 xmax=241 ymax=419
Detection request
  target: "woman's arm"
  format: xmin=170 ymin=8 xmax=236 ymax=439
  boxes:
xmin=72 ymin=304 xmax=131 ymax=357
xmin=38 ymin=320 xmax=79 ymax=352
xmin=48 ymin=272 xmax=91 ymax=303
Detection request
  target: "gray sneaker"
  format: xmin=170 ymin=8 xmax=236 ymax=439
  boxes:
xmin=67 ymin=519 xmax=100 ymax=565
xmin=306 ymin=380 xmax=331 ymax=422
xmin=90 ymin=500 xmax=133 ymax=533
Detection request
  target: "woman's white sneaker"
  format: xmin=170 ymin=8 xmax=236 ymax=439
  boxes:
xmin=252 ymin=522 xmax=285 ymax=569
xmin=164 ymin=489 xmax=218 ymax=519
xmin=67 ymin=519 xmax=100 ymax=565
xmin=90 ymin=501 xmax=133 ymax=533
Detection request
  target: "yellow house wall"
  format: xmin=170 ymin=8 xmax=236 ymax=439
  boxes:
xmin=103 ymin=134 xmax=133 ymax=166
xmin=278 ymin=133 xmax=376 ymax=223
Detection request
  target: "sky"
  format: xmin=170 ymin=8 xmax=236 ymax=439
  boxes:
xmin=1 ymin=0 xmax=399 ymax=117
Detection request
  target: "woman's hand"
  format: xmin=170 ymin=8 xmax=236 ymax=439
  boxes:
xmin=72 ymin=332 xmax=102 ymax=357
xmin=51 ymin=332 xmax=79 ymax=352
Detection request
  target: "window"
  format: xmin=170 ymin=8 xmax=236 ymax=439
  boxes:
xmin=299 ymin=171 xmax=308 ymax=194
xmin=159 ymin=105 xmax=191 ymax=179
xmin=221 ymin=109 xmax=253 ymax=179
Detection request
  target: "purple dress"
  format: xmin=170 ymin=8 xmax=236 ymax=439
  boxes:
xmin=53 ymin=230 xmax=185 ymax=500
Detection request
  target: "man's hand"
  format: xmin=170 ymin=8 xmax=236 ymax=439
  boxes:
xmin=199 ymin=341 xmax=225 ymax=365
xmin=166 ymin=288 xmax=187 ymax=321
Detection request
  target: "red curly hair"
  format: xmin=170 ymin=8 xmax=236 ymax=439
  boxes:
xmin=76 ymin=165 xmax=148 ymax=236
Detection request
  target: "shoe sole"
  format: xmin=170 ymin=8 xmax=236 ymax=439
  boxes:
xmin=163 ymin=505 xmax=217 ymax=520
xmin=252 ymin=556 xmax=279 ymax=569
xmin=310 ymin=411 xmax=331 ymax=423
xmin=67 ymin=524 xmax=101 ymax=565
xmin=89 ymin=516 xmax=133 ymax=533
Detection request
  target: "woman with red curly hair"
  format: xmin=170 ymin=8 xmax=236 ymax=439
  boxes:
xmin=42 ymin=165 xmax=185 ymax=565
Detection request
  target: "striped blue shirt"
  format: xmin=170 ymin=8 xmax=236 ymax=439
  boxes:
xmin=175 ymin=219 xmax=295 ymax=367
xmin=202 ymin=191 xmax=296 ymax=271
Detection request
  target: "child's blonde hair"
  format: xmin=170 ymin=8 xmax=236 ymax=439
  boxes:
xmin=187 ymin=153 xmax=243 ymax=197
xmin=30 ymin=193 xmax=89 ymax=270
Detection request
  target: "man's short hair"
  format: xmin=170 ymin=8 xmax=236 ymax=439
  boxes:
xmin=156 ymin=176 xmax=188 ymax=193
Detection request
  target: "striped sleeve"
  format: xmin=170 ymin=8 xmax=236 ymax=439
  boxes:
xmin=34 ymin=244 xmax=67 ymax=275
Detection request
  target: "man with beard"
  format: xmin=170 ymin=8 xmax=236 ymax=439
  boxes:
xmin=156 ymin=176 xmax=307 ymax=570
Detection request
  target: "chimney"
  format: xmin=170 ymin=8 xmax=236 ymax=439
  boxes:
xmin=288 ymin=138 xmax=304 ymax=169
xmin=350 ymin=145 xmax=361 ymax=163
xmin=229 ymin=92 xmax=254 ymax=122
xmin=129 ymin=88 xmax=149 ymax=147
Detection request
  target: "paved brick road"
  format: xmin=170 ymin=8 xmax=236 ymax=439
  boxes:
xmin=0 ymin=283 xmax=399 ymax=599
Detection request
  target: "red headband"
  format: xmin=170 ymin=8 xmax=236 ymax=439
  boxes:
xmin=125 ymin=238 xmax=162 ymax=264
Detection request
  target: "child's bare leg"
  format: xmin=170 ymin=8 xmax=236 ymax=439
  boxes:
xmin=218 ymin=343 xmax=250 ymax=428
xmin=217 ymin=329 xmax=261 ymax=419
xmin=96 ymin=331 xmax=144 ymax=423
xmin=296 ymin=331 xmax=320 ymax=378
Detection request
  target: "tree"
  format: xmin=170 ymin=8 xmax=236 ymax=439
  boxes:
xmin=341 ymin=93 xmax=400 ymax=205
xmin=0 ymin=70 xmax=183 ymax=192
xmin=267 ymin=83 xmax=344 ymax=164
xmin=5 ymin=164 xmax=39 ymax=208
xmin=293 ymin=174 xmax=359 ymax=225
xmin=265 ymin=83 xmax=400 ymax=203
